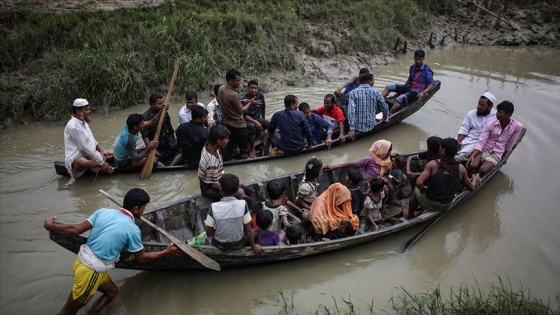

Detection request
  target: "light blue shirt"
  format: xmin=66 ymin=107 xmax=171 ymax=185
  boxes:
xmin=348 ymin=84 xmax=388 ymax=132
xmin=87 ymin=208 xmax=143 ymax=260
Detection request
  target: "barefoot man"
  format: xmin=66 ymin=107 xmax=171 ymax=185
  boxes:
xmin=64 ymin=98 xmax=114 ymax=183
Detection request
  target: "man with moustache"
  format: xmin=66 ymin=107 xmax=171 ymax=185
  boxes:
xmin=64 ymin=98 xmax=114 ymax=181
xmin=455 ymin=92 xmax=497 ymax=163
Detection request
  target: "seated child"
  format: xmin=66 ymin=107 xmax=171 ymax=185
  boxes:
xmin=296 ymin=157 xmax=323 ymax=218
xmin=263 ymin=180 xmax=291 ymax=234
xmin=359 ymin=177 xmax=387 ymax=232
xmin=346 ymin=169 xmax=364 ymax=216
xmin=286 ymin=224 xmax=305 ymax=245
xmin=204 ymin=173 xmax=264 ymax=254
xmin=249 ymin=199 xmax=263 ymax=230
xmin=386 ymin=155 xmax=411 ymax=201
xmin=254 ymin=210 xmax=280 ymax=246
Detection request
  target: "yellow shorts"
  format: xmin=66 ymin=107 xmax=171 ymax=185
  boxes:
xmin=72 ymin=256 xmax=111 ymax=304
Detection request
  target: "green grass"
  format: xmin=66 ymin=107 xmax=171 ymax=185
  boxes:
xmin=259 ymin=278 xmax=559 ymax=314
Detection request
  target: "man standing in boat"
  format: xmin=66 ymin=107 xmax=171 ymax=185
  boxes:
xmin=242 ymin=79 xmax=270 ymax=158
xmin=455 ymin=92 xmax=497 ymax=164
xmin=382 ymin=49 xmax=435 ymax=114
xmin=346 ymin=72 xmax=389 ymax=141
xmin=64 ymin=98 xmax=114 ymax=183
xmin=468 ymin=100 xmax=523 ymax=176
xmin=43 ymin=188 xmax=178 ymax=315
xmin=403 ymin=138 xmax=481 ymax=219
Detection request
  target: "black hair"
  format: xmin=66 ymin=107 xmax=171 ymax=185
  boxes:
xmin=427 ymin=136 xmax=442 ymax=155
xmin=126 ymin=113 xmax=144 ymax=130
xmin=185 ymin=91 xmax=198 ymax=101
xmin=359 ymin=72 xmax=374 ymax=84
xmin=219 ymin=173 xmax=239 ymax=196
xmin=247 ymin=79 xmax=259 ymax=87
xmin=226 ymin=69 xmax=241 ymax=82
xmin=369 ymin=177 xmax=385 ymax=192
xmin=440 ymin=137 xmax=460 ymax=157
xmin=208 ymin=125 xmax=230 ymax=144
xmin=149 ymin=93 xmax=163 ymax=105
xmin=298 ymin=102 xmax=311 ymax=111
xmin=250 ymin=199 xmax=264 ymax=213
xmin=304 ymin=157 xmax=323 ymax=181
xmin=359 ymin=67 xmax=370 ymax=75
xmin=346 ymin=169 xmax=362 ymax=185
xmin=286 ymin=224 xmax=304 ymax=245
xmin=123 ymin=188 xmax=150 ymax=212
xmin=496 ymin=100 xmax=514 ymax=115
xmin=213 ymin=84 xmax=222 ymax=96
xmin=393 ymin=155 xmax=406 ymax=169
xmin=284 ymin=94 xmax=298 ymax=108
xmin=324 ymin=94 xmax=336 ymax=104
xmin=191 ymin=106 xmax=208 ymax=121
xmin=256 ymin=209 xmax=273 ymax=230
xmin=266 ymin=180 xmax=285 ymax=200
xmin=414 ymin=50 xmax=426 ymax=58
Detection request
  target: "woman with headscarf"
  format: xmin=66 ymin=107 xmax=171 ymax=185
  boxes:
xmin=308 ymin=183 xmax=359 ymax=239
xmin=323 ymin=139 xmax=394 ymax=182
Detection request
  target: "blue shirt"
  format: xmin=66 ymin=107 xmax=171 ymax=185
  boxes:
xmin=407 ymin=62 xmax=435 ymax=92
xmin=113 ymin=124 xmax=138 ymax=166
xmin=306 ymin=112 xmax=333 ymax=145
xmin=87 ymin=208 xmax=143 ymax=260
xmin=268 ymin=108 xmax=314 ymax=153
xmin=348 ymin=84 xmax=389 ymax=132
xmin=340 ymin=82 xmax=359 ymax=106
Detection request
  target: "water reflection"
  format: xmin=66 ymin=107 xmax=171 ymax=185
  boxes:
xmin=407 ymin=171 xmax=513 ymax=280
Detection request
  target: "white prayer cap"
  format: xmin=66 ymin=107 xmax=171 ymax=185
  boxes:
xmin=73 ymin=98 xmax=89 ymax=107
xmin=481 ymin=92 xmax=496 ymax=105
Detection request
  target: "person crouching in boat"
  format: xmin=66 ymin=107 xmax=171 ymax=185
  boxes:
xmin=204 ymin=173 xmax=264 ymax=255
xmin=113 ymin=114 xmax=161 ymax=168
xmin=64 ymin=98 xmax=114 ymax=182
xmin=308 ymin=183 xmax=359 ymax=240
xmin=403 ymin=138 xmax=481 ymax=220
xmin=43 ymin=188 xmax=179 ymax=315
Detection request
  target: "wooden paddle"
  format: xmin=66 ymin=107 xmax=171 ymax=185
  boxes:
xmin=98 ymin=189 xmax=221 ymax=271
xmin=398 ymin=212 xmax=445 ymax=253
xmin=140 ymin=59 xmax=180 ymax=180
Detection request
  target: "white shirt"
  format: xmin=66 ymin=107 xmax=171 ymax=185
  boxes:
xmin=207 ymin=98 xmax=219 ymax=126
xmin=178 ymin=102 xmax=206 ymax=125
xmin=457 ymin=108 xmax=497 ymax=155
xmin=64 ymin=116 xmax=104 ymax=173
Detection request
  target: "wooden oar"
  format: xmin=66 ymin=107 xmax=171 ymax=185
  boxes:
xmin=99 ymin=189 xmax=221 ymax=271
xmin=397 ymin=212 xmax=445 ymax=253
xmin=140 ymin=59 xmax=180 ymax=180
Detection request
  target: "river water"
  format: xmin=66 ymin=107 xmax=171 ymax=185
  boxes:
xmin=1 ymin=46 xmax=559 ymax=314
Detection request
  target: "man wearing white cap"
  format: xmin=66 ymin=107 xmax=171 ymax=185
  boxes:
xmin=455 ymin=92 xmax=497 ymax=164
xmin=64 ymin=98 xmax=114 ymax=180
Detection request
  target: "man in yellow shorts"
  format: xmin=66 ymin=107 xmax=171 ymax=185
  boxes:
xmin=44 ymin=188 xmax=178 ymax=314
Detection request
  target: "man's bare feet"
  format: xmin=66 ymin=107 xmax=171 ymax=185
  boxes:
xmin=249 ymin=149 xmax=256 ymax=158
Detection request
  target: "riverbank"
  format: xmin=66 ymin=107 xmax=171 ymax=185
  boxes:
xmin=0 ymin=0 xmax=558 ymax=129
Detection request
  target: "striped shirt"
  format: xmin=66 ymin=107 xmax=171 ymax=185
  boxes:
xmin=347 ymin=84 xmax=389 ymax=132
xmin=198 ymin=145 xmax=224 ymax=185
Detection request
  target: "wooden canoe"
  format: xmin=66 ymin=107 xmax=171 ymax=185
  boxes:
xmin=48 ymin=127 xmax=525 ymax=271
xmin=54 ymin=80 xmax=442 ymax=176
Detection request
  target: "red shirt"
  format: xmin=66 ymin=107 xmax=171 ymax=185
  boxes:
xmin=316 ymin=106 xmax=346 ymax=123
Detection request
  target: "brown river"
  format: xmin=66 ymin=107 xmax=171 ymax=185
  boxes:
xmin=1 ymin=46 xmax=559 ymax=314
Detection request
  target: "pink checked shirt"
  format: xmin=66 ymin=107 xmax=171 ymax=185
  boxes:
xmin=474 ymin=118 xmax=523 ymax=158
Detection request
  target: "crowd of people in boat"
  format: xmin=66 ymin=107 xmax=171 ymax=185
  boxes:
xmin=62 ymin=50 xmax=436 ymax=180
xmin=47 ymin=48 xmax=523 ymax=314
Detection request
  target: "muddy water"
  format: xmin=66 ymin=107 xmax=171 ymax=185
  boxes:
xmin=1 ymin=46 xmax=559 ymax=314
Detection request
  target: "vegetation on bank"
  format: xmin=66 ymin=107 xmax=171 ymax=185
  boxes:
xmin=263 ymin=279 xmax=559 ymax=314
xmin=0 ymin=0 xmax=451 ymax=124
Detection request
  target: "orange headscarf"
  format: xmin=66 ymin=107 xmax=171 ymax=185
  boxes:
xmin=309 ymin=183 xmax=359 ymax=235
xmin=369 ymin=139 xmax=393 ymax=177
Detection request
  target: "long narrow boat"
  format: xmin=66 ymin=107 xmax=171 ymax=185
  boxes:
xmin=49 ymin=127 xmax=525 ymax=271
xmin=54 ymin=80 xmax=442 ymax=176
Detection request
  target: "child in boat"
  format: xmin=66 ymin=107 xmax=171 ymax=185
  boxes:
xmin=345 ymin=169 xmax=365 ymax=216
xmin=263 ymin=180 xmax=291 ymax=234
xmin=249 ymin=199 xmax=263 ymax=230
xmin=286 ymin=224 xmax=305 ymax=245
xmin=296 ymin=157 xmax=323 ymax=215
xmin=254 ymin=209 xmax=281 ymax=246
xmin=205 ymin=173 xmax=264 ymax=254
xmin=386 ymin=155 xmax=411 ymax=202
xmin=359 ymin=177 xmax=387 ymax=233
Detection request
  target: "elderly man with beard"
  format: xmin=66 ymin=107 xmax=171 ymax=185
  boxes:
xmin=455 ymin=92 xmax=497 ymax=163
xmin=64 ymin=98 xmax=114 ymax=182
